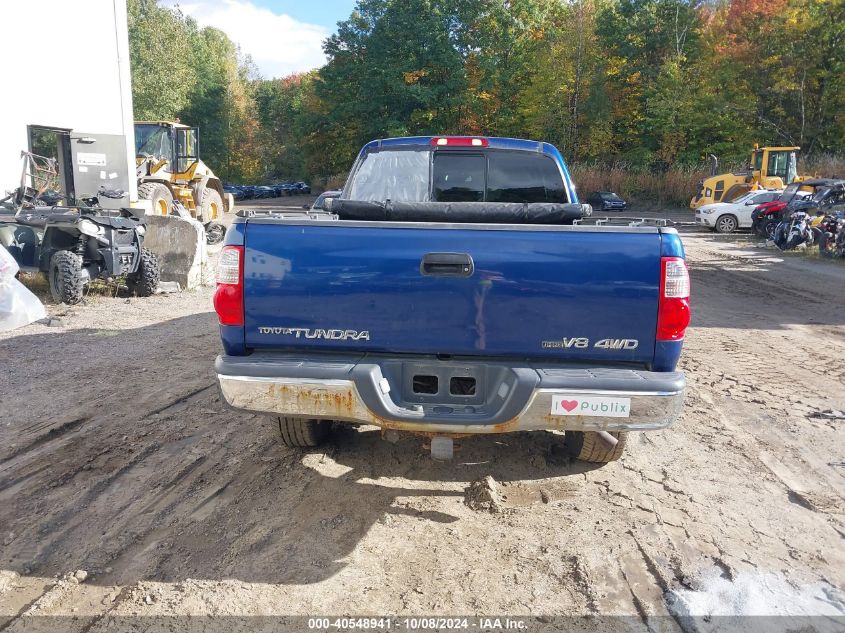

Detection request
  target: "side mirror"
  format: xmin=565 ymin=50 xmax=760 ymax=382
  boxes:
xmin=302 ymin=204 xmax=310 ymax=209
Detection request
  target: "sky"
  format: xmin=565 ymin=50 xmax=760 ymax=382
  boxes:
xmin=162 ymin=0 xmax=356 ymax=79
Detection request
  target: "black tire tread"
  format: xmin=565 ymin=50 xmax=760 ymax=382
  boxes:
xmin=763 ymin=220 xmax=778 ymax=239
xmin=137 ymin=182 xmax=173 ymax=214
xmin=277 ymin=417 xmax=331 ymax=447
xmin=127 ymin=248 xmax=160 ymax=296
xmin=785 ymin=234 xmax=803 ymax=250
xmin=49 ymin=250 xmax=84 ymax=304
xmin=563 ymin=430 xmax=628 ymax=463
xmin=204 ymin=221 xmax=226 ymax=245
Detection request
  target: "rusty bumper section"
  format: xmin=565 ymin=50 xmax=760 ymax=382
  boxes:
xmin=216 ymin=354 xmax=685 ymax=435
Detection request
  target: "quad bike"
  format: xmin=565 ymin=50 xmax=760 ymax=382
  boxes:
xmin=0 ymin=188 xmax=160 ymax=304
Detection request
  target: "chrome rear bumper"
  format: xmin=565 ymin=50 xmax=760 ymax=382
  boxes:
xmin=216 ymin=353 xmax=685 ymax=435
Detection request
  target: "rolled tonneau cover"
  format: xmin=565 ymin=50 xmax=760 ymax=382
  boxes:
xmin=327 ymin=200 xmax=591 ymax=224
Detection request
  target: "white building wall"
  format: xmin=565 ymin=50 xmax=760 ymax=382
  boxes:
xmin=0 ymin=0 xmax=136 ymax=200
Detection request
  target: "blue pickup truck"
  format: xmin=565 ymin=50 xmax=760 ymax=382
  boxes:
xmin=213 ymin=136 xmax=690 ymax=463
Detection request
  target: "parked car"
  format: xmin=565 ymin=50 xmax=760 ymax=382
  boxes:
xmin=213 ymin=136 xmax=690 ymax=464
xmin=239 ymin=185 xmax=256 ymax=200
xmin=695 ymin=189 xmax=781 ymax=233
xmin=751 ymin=179 xmax=843 ymax=238
xmin=254 ymin=186 xmax=275 ymax=199
xmin=292 ymin=181 xmax=311 ymax=195
xmin=305 ymin=190 xmax=341 ymax=211
xmin=223 ymin=185 xmax=245 ymax=201
xmin=269 ymin=182 xmax=290 ymax=196
xmin=585 ymin=191 xmax=627 ymax=212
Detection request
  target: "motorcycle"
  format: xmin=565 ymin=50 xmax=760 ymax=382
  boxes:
xmin=815 ymin=213 xmax=845 ymax=258
xmin=773 ymin=210 xmax=815 ymax=251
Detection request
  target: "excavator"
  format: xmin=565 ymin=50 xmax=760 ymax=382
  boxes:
xmin=134 ymin=121 xmax=233 ymax=244
xmin=690 ymin=145 xmax=807 ymax=209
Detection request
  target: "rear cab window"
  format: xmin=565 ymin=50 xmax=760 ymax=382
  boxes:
xmin=484 ymin=152 xmax=566 ymax=203
xmin=434 ymin=154 xmax=485 ymax=201
xmin=347 ymin=147 xmax=569 ymax=204
xmin=347 ymin=149 xmax=430 ymax=202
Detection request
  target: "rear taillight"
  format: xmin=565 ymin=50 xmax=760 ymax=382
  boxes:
xmin=430 ymin=137 xmax=489 ymax=147
xmin=213 ymin=245 xmax=244 ymax=326
xmin=656 ymin=257 xmax=691 ymax=341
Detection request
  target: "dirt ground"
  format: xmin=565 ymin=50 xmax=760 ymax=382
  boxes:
xmin=1 ymin=203 xmax=844 ymax=631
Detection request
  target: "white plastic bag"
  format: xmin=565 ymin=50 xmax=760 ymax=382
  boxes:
xmin=0 ymin=242 xmax=18 ymax=279
xmin=0 ymin=245 xmax=47 ymax=332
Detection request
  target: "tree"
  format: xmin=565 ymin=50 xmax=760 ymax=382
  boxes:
xmin=127 ymin=0 xmax=196 ymax=120
xmin=129 ymin=0 xmax=845 ymax=186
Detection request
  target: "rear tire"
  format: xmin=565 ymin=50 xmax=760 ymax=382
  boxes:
xmin=204 ymin=221 xmax=225 ymax=245
xmin=48 ymin=250 xmax=84 ymax=304
xmin=277 ymin=417 xmax=332 ymax=448
xmin=138 ymin=182 xmax=173 ymax=216
xmin=763 ymin=220 xmax=778 ymax=239
xmin=563 ymin=430 xmax=627 ymax=463
xmin=126 ymin=248 xmax=160 ymax=296
xmin=714 ymin=215 xmax=738 ymax=234
xmin=785 ymin=234 xmax=803 ymax=250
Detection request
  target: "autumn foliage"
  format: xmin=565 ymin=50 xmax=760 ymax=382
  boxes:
xmin=129 ymin=0 xmax=845 ymax=200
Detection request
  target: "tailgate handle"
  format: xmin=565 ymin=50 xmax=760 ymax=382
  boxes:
xmin=420 ymin=252 xmax=474 ymax=277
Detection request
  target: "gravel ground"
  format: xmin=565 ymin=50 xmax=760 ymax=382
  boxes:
xmin=0 ymin=206 xmax=843 ymax=631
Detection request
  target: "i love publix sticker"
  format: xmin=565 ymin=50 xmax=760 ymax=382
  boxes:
xmin=551 ymin=395 xmax=631 ymax=417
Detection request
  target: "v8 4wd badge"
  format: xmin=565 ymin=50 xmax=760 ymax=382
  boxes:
xmin=542 ymin=337 xmax=638 ymax=350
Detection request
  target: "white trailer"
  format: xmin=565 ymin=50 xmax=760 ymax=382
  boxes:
xmin=0 ymin=1 xmax=137 ymax=203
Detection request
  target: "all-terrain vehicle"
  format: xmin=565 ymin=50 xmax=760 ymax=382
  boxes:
xmin=0 ymin=187 xmax=159 ymax=304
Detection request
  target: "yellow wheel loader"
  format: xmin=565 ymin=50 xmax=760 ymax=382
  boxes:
xmin=690 ymin=145 xmax=809 ymax=209
xmin=134 ymin=121 xmax=233 ymax=244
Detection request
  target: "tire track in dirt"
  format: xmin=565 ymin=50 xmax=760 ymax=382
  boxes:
xmin=0 ymin=417 xmax=88 ymax=467
xmin=144 ymin=383 xmax=217 ymax=418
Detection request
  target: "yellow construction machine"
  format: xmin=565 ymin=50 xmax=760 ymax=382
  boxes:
xmin=690 ymin=145 xmax=807 ymax=209
xmin=134 ymin=121 xmax=233 ymax=243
